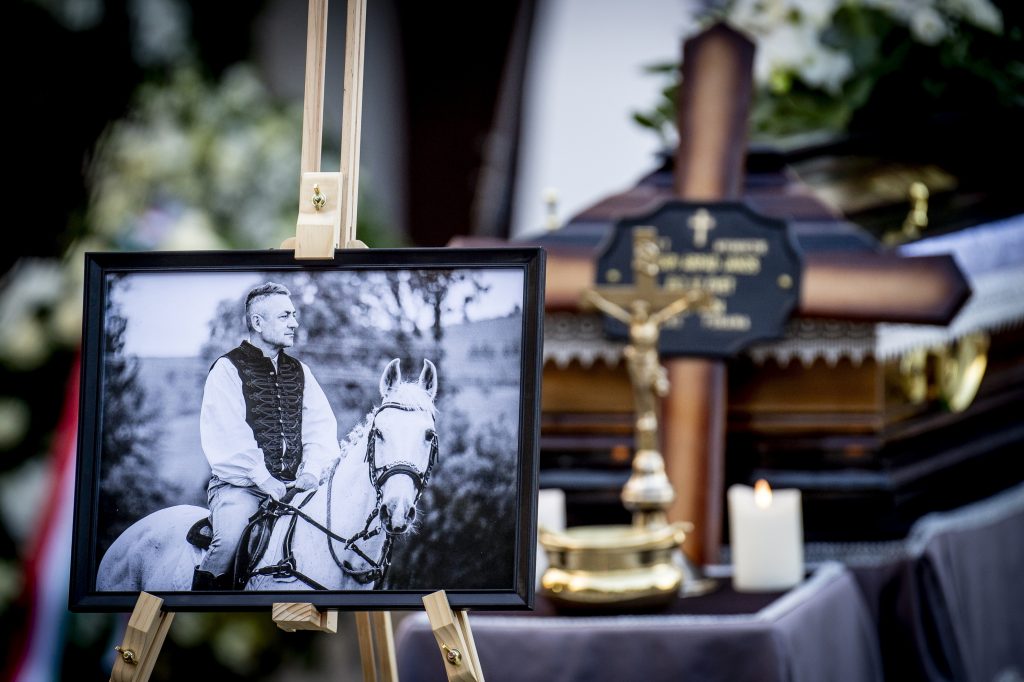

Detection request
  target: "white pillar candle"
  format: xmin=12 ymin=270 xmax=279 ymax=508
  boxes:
xmin=727 ymin=480 xmax=804 ymax=592
xmin=536 ymin=488 xmax=566 ymax=589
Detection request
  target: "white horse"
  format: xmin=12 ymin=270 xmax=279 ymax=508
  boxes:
xmin=97 ymin=358 xmax=438 ymax=592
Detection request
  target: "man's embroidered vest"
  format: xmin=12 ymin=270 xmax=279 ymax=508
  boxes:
xmin=221 ymin=342 xmax=304 ymax=481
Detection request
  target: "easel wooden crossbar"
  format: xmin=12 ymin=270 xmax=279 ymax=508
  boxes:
xmin=110 ymin=1 xmax=483 ymax=680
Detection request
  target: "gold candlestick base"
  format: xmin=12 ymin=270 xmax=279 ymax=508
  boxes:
xmin=539 ymin=522 xmax=694 ymax=609
xmin=621 ymin=447 xmax=675 ymax=526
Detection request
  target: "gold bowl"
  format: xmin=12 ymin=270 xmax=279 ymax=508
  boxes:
xmin=539 ymin=522 xmax=690 ymax=609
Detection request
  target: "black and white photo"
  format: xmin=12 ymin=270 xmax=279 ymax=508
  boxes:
xmin=70 ymin=249 xmax=543 ymax=610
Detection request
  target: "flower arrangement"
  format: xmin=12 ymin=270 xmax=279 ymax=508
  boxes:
xmin=86 ymin=65 xmax=303 ymax=253
xmin=0 ymin=62 xmax=394 ymax=372
xmin=635 ymin=0 xmax=1020 ymax=141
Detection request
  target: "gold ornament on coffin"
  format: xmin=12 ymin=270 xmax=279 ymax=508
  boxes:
xmin=891 ymin=331 xmax=989 ymax=413
xmin=937 ymin=331 xmax=989 ymax=413
xmin=883 ymin=181 xmax=930 ymax=246
xmin=540 ymin=227 xmax=719 ymax=608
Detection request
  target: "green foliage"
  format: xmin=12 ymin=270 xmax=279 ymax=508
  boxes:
xmin=631 ymin=62 xmax=681 ymax=148
xmin=632 ymin=2 xmax=1024 ymax=141
xmin=97 ymin=281 xmax=178 ymax=558
xmin=199 ymin=269 xmax=490 ymax=429
xmin=386 ymin=413 xmax=518 ymax=589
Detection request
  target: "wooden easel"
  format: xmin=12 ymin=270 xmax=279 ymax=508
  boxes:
xmin=110 ymin=1 xmax=483 ymax=680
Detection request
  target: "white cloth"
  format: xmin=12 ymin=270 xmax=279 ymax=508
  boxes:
xmin=200 ymin=355 xmax=340 ymax=487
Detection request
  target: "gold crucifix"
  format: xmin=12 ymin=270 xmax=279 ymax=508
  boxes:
xmin=583 ymin=226 xmax=717 ymax=526
xmin=688 ymin=208 xmax=716 ymax=248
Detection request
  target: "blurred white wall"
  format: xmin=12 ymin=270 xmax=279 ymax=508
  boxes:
xmin=513 ymin=0 xmax=697 ymax=237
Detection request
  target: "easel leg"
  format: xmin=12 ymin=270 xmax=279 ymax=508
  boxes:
xmin=356 ymin=612 xmax=398 ymax=682
xmin=423 ymin=591 xmax=484 ymax=682
xmin=356 ymin=612 xmax=378 ymax=681
xmin=454 ymin=610 xmax=483 ymax=682
xmin=372 ymin=612 xmax=397 ymax=680
xmin=110 ymin=592 xmax=175 ymax=682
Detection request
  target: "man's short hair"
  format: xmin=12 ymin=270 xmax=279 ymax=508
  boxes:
xmin=245 ymin=282 xmax=292 ymax=332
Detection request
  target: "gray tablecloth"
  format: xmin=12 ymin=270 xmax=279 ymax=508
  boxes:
xmin=804 ymin=482 xmax=1024 ymax=681
xmin=397 ymin=483 xmax=1024 ymax=681
xmin=899 ymin=483 xmax=1024 ymax=682
xmin=395 ymin=562 xmax=882 ymax=682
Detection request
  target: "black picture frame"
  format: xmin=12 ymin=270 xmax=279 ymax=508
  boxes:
xmin=70 ymin=248 xmax=545 ymax=611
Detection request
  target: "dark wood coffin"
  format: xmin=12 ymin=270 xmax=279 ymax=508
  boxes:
xmin=493 ymin=140 xmax=1024 ymax=540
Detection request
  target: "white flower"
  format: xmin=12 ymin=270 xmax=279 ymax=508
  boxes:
xmin=51 ymin=295 xmax=84 ymax=347
xmin=158 ymin=208 xmax=227 ymax=251
xmin=789 ymin=0 xmax=843 ymax=28
xmin=729 ymin=0 xmax=786 ymax=33
xmin=0 ymin=398 xmax=30 ymax=450
xmin=0 ymin=457 xmax=49 ymax=545
xmin=752 ymin=22 xmax=855 ymax=90
xmin=0 ymin=260 xmax=65 ymax=368
xmin=940 ymin=0 xmax=1003 ymax=33
xmin=910 ymin=6 xmax=950 ymax=44
xmin=0 ymin=318 xmax=50 ymax=369
xmin=798 ymin=47 xmax=854 ymax=93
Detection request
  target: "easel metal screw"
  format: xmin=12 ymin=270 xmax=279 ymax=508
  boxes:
xmin=114 ymin=646 xmax=138 ymax=665
xmin=442 ymin=643 xmax=463 ymax=666
xmin=312 ymin=184 xmax=327 ymax=211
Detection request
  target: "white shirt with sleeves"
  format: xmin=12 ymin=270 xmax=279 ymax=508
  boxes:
xmin=200 ymin=353 xmax=340 ymax=487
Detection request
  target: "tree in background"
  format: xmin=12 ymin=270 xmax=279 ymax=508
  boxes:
xmin=386 ymin=415 xmax=519 ymax=589
xmin=96 ymin=278 xmax=176 ymax=560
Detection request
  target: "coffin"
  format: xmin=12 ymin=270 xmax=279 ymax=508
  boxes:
xmin=487 ymin=140 xmax=1024 ymax=540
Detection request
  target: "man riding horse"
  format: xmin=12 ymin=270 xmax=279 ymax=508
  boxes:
xmin=193 ymin=281 xmax=340 ymax=590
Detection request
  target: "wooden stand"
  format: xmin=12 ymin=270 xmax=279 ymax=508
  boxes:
xmin=272 ymin=602 xmax=339 ymax=633
xmin=111 ymin=2 xmax=482 ymax=680
xmin=423 ymin=591 xmax=484 ymax=682
xmin=109 ymin=593 xmax=174 ymax=682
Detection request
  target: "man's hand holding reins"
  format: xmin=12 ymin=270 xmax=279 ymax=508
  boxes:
xmin=292 ymin=473 xmax=319 ymax=491
xmin=257 ymin=476 xmax=288 ymax=501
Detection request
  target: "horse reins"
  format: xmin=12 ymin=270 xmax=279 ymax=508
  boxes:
xmin=240 ymin=401 xmax=438 ymax=590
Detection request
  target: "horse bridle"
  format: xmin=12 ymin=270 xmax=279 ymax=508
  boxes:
xmin=243 ymin=400 xmax=438 ymax=590
xmin=365 ymin=401 xmax=439 ymax=501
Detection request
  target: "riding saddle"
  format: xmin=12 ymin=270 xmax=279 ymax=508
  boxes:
xmin=185 ymin=496 xmax=287 ymax=590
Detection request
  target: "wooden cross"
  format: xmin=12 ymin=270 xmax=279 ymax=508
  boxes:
xmin=663 ymin=23 xmax=755 ymax=564
xmin=538 ymin=21 xmax=969 ymax=567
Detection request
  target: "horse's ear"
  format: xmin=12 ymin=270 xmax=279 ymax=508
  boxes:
xmin=418 ymin=359 xmax=438 ymax=399
xmin=380 ymin=359 xmax=401 ymax=398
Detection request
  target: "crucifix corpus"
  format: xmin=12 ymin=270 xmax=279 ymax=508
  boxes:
xmin=540 ymin=20 xmax=969 ymax=580
xmin=582 ymin=227 xmax=717 ymax=527
xmin=579 ymin=22 xmax=968 ymax=570
xmin=584 ymin=24 xmax=801 ymax=567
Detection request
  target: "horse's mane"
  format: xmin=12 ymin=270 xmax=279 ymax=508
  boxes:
xmin=339 ymin=381 xmax=437 ymax=463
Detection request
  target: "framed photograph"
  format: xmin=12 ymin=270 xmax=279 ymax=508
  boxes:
xmin=70 ymin=248 xmax=544 ymax=611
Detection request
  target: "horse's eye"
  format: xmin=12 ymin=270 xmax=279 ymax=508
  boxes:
xmin=373 ymin=428 xmax=384 ymax=443
xmin=424 ymin=429 xmax=435 ymax=442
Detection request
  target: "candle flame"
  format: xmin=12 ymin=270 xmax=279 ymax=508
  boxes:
xmin=754 ymin=479 xmax=773 ymax=509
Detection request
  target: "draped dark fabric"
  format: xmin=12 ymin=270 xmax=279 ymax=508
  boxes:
xmin=221 ymin=341 xmax=304 ymax=481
